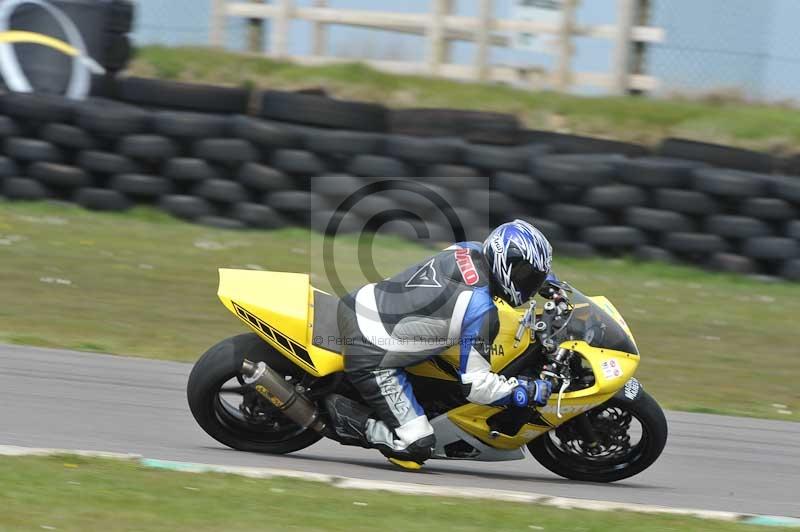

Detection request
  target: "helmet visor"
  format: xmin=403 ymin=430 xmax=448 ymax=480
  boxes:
xmin=510 ymin=261 xmax=548 ymax=304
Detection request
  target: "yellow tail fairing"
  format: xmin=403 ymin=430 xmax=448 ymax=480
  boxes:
xmin=217 ymin=269 xmax=344 ymax=377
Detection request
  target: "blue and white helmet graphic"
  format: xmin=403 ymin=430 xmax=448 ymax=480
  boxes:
xmin=482 ymin=219 xmax=553 ymax=307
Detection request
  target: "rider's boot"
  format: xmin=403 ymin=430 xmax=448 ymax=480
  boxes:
xmin=323 ymin=394 xmax=373 ymax=448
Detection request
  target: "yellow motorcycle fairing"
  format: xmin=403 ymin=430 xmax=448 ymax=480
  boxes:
xmin=218 ymin=269 xmax=345 ymax=377
xmin=447 ymin=341 xmax=639 ymax=449
xmin=218 ymin=268 xmax=640 ymax=451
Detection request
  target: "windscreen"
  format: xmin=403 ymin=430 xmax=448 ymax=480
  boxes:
xmin=561 ymin=290 xmax=638 ymax=355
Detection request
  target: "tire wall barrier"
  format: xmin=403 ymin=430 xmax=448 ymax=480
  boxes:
xmin=1 ymin=86 xmax=800 ymax=281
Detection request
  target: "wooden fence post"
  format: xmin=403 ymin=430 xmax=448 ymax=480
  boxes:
xmin=428 ymin=0 xmax=448 ymax=74
xmin=311 ymin=0 xmax=328 ymax=57
xmin=270 ymin=0 xmax=292 ymax=58
xmin=247 ymin=0 xmax=265 ymax=53
xmin=611 ymin=0 xmax=637 ymax=94
xmin=554 ymin=0 xmax=578 ymax=91
xmin=209 ymin=0 xmax=226 ymax=47
xmin=475 ymin=0 xmax=492 ymax=81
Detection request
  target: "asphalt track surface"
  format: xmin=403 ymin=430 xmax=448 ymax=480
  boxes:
xmin=1 ymin=344 xmax=798 ymax=518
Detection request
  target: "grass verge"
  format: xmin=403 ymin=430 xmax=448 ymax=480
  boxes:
xmin=0 ymin=200 xmax=798 ymax=420
xmin=129 ymin=45 xmax=800 ymax=152
xmin=0 ymin=455 xmax=788 ymax=532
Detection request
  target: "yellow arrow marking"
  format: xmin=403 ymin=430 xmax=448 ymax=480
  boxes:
xmin=0 ymin=30 xmax=79 ymax=57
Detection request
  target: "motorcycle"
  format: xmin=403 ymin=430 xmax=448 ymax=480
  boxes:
xmin=187 ymin=269 xmax=668 ymax=482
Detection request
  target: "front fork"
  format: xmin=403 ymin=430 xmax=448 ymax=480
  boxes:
xmin=574 ymin=412 xmax=601 ymax=451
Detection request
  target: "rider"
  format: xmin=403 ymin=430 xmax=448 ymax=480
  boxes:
xmin=325 ymin=219 xmax=558 ymax=468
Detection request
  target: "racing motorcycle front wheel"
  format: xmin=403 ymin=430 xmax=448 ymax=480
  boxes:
xmin=528 ymin=389 xmax=668 ymax=483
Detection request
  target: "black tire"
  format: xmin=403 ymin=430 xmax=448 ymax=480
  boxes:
xmin=102 ymin=33 xmax=132 ymax=72
xmin=75 ymin=188 xmax=132 ymax=212
xmin=265 ymin=190 xmax=328 ymax=214
xmin=787 ymin=220 xmax=800 ymax=240
xmin=194 ymin=139 xmax=258 ymax=166
xmin=76 ymin=98 xmax=151 ymax=137
xmin=307 ymin=129 xmax=385 ymax=156
xmin=533 ymin=154 xmax=623 ymax=187
xmin=232 ymin=203 xmax=289 ymax=229
xmin=258 ymin=90 xmax=387 ymax=132
xmin=154 ymin=111 xmax=230 ymax=139
xmin=770 ymin=176 xmax=800 ymax=204
xmin=466 ymin=143 xmax=550 ymax=173
xmin=704 ymin=215 xmax=772 ymax=239
xmin=347 ymin=155 xmax=411 ymax=177
xmin=309 ymin=174 xmax=364 ymax=202
xmin=346 ymin=194 xmax=399 ymax=221
xmin=780 ymin=259 xmax=800 ymax=281
xmin=108 ymin=0 xmax=135 ymax=33
xmin=544 ymin=204 xmax=610 ymax=228
xmin=0 ymin=116 xmax=20 ymax=138
xmin=633 ymin=246 xmax=677 ymax=263
xmin=741 ymin=198 xmax=798 ymax=221
xmin=2 ymin=177 xmax=50 ymax=200
xmin=117 ymin=77 xmax=250 ymax=114
xmin=582 ymin=184 xmax=647 ymax=210
xmin=231 ymin=116 xmax=300 ymax=149
xmin=555 ymin=241 xmax=596 ymax=258
xmin=658 ymin=137 xmax=775 ymax=173
xmin=389 ymin=108 xmax=520 ymax=145
xmin=193 ymin=179 xmax=250 ymax=204
xmin=495 ymin=172 xmax=551 ymax=203
xmin=198 ymin=216 xmax=247 ymax=230
xmin=383 ymin=185 xmax=461 ymax=218
xmin=742 ymin=237 xmax=800 ymax=260
xmin=654 ymin=189 xmax=721 ymax=216
xmin=464 ymin=189 xmax=519 ymax=217
xmin=110 ymin=174 xmax=173 ymax=198
xmin=271 ymin=149 xmax=326 ymax=175
xmin=159 ymin=195 xmax=215 ymax=221
xmin=580 ymin=226 xmax=646 ymax=249
xmin=692 ymin=168 xmax=769 ymax=198
xmin=618 ymin=157 xmax=702 ymax=188
xmin=425 ymin=164 xmax=480 ymax=178
xmin=5 ymin=138 xmax=62 ymax=163
xmin=41 ymin=123 xmax=98 ymax=151
xmin=237 ymin=163 xmax=292 ymax=192
xmin=118 ymin=135 xmax=179 ymax=162
xmin=528 ymin=390 xmax=667 ymax=483
xmin=662 ymin=232 xmax=727 ymax=255
xmin=77 ymin=150 xmax=141 ymax=175
xmin=375 ymin=219 xmax=453 ymax=244
xmin=163 ymin=158 xmax=220 ymax=184
xmin=708 ymin=253 xmax=757 ymax=274
xmin=384 ymin=135 xmax=463 ymax=165
xmin=0 ymin=92 xmax=76 ymax=123
xmin=624 ymin=207 xmax=696 ymax=234
xmin=29 ymin=163 xmax=91 ymax=189
xmin=0 ymin=156 xmax=19 ymax=179
xmin=513 ymin=216 xmax=567 ymax=243
xmin=522 ymin=130 xmax=649 ymax=157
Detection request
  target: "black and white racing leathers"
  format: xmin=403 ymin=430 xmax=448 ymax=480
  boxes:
xmin=336 ymin=241 xmax=521 ymax=461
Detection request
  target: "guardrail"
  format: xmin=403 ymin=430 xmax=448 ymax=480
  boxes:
xmin=209 ymin=0 xmax=665 ymax=94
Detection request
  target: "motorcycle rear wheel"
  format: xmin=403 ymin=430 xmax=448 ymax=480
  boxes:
xmin=528 ymin=390 xmax=667 ymax=483
xmin=187 ymin=333 xmax=323 ymax=454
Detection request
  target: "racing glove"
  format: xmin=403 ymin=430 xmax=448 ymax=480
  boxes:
xmin=512 ymin=378 xmax=553 ymax=408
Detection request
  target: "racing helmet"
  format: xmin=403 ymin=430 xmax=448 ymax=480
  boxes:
xmin=482 ymin=219 xmax=553 ymax=307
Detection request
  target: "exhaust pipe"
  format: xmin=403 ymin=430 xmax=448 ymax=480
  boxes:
xmin=240 ymin=359 xmax=326 ymax=433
